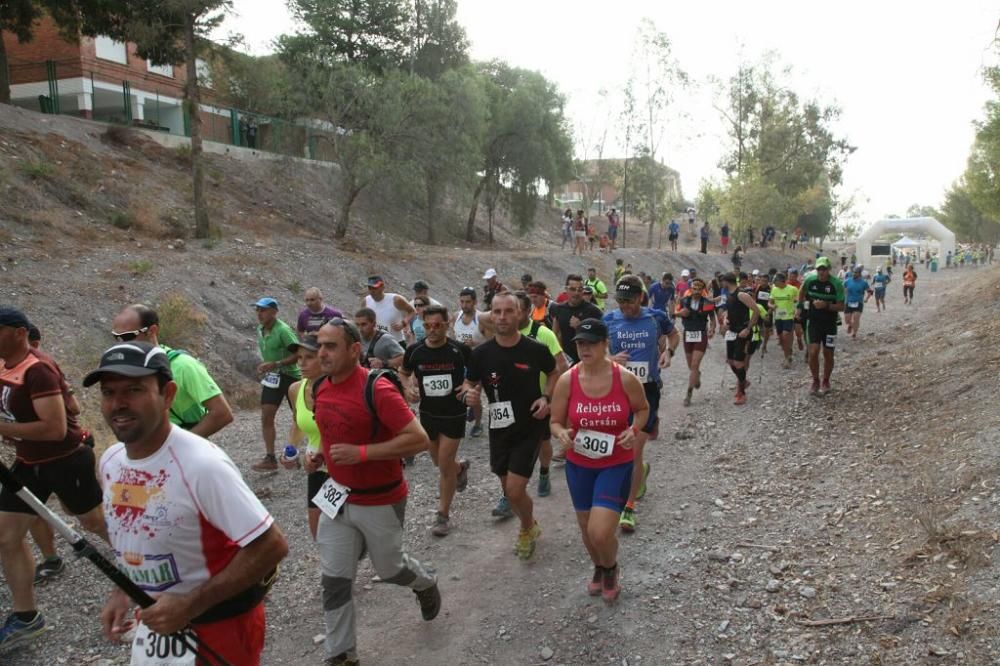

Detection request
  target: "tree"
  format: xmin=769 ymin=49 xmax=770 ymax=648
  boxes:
xmin=963 ymin=64 xmax=1000 ymax=220
xmin=408 ymin=0 xmax=468 ymax=79
xmin=941 ymin=184 xmax=1000 ymax=243
xmin=210 ymin=50 xmax=289 ymax=114
xmin=621 ymin=147 xmax=674 ymax=234
xmin=696 ymin=180 xmax=723 ymax=226
xmin=905 ymin=203 xmax=940 ymax=219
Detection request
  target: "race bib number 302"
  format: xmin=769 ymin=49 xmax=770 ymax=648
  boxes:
xmin=131 ymin=622 xmax=196 ymax=666
xmin=573 ymin=429 xmax=615 ymax=459
xmin=313 ymin=478 xmax=351 ymax=520
xmin=489 ymin=401 xmax=515 ymax=429
xmin=421 ymin=374 xmax=453 ymax=397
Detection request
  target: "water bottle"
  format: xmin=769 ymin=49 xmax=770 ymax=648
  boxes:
xmin=281 ymin=444 xmax=300 ymax=469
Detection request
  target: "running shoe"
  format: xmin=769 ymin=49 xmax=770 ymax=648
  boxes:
xmin=431 ymin=511 xmax=451 ymax=537
xmin=587 ymin=566 xmax=604 ymax=596
xmin=734 ymin=390 xmax=746 ymax=406
xmin=683 ymin=389 xmax=692 ymax=407
xmin=782 ymin=356 xmax=792 ymax=369
xmin=619 ymin=506 xmax=636 ymax=532
xmin=251 ymin=454 xmax=278 ymax=472
xmin=324 ymin=654 xmax=360 ymax=666
xmin=515 ymin=522 xmax=541 ymax=560
xmin=0 ymin=612 xmax=47 ymax=653
xmin=695 ymin=370 xmax=702 ymax=389
xmin=809 ymin=379 xmax=820 ymax=396
xmin=820 ymin=379 xmax=831 ymax=395
xmin=636 ymin=462 xmax=650 ymax=500
xmin=414 ymin=583 xmax=442 ymax=621
xmin=33 ymin=557 xmax=65 ymax=585
xmin=456 ymin=459 xmax=470 ymax=492
xmin=469 ymin=424 xmax=483 ymax=438
xmin=491 ymin=495 xmax=513 ymax=519
xmin=537 ymin=472 xmax=551 ymax=498
xmin=602 ymin=564 xmax=622 ymax=604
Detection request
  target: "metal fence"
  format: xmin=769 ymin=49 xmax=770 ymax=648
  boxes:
xmin=1 ymin=56 xmax=327 ymax=160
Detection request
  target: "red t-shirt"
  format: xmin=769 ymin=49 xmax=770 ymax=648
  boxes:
xmin=314 ymin=366 xmax=412 ymax=506
xmin=0 ymin=349 xmax=83 ymax=464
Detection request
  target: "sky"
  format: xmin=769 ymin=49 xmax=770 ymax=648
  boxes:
xmin=218 ymin=0 xmax=999 ymax=227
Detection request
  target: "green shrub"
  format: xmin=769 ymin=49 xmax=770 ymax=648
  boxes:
xmin=110 ymin=211 xmax=134 ymax=229
xmin=129 ymin=259 xmax=153 ymax=275
xmin=156 ymin=292 xmax=207 ymax=352
xmin=20 ymin=160 xmax=54 ymax=179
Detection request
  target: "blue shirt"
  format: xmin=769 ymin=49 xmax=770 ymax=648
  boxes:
xmin=872 ymin=274 xmax=889 ymax=290
xmin=648 ymin=282 xmax=675 ymax=311
xmin=668 ymin=222 xmax=680 ymax=235
xmin=603 ymin=307 xmax=675 ymax=385
xmin=843 ymin=277 xmax=870 ymax=305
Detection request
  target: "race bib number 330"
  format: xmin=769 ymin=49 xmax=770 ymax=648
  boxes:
xmin=421 ymin=374 xmax=452 ymax=397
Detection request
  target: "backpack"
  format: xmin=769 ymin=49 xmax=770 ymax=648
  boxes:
xmin=313 ymin=368 xmax=407 ymax=439
xmin=527 ymin=320 xmax=542 ymax=339
xmin=362 ymin=330 xmax=385 ymax=368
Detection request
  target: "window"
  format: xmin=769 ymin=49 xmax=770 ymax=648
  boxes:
xmin=196 ymin=58 xmax=212 ymax=88
xmin=95 ymin=36 xmax=127 ymax=64
xmin=147 ymin=60 xmax=174 ymax=78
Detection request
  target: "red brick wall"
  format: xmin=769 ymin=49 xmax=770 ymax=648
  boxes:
xmin=3 ymin=16 xmax=82 ymax=84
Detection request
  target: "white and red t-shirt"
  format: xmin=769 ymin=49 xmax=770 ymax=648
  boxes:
xmin=99 ymin=427 xmax=273 ymax=595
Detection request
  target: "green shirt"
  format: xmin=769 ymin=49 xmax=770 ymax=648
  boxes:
xmin=521 ymin=322 xmax=562 ymax=391
xmin=769 ymin=285 xmax=799 ymax=321
xmin=162 ymin=345 xmax=223 ymax=427
xmin=585 ymin=277 xmax=608 ymax=308
xmin=257 ymin=319 xmax=301 ymax=378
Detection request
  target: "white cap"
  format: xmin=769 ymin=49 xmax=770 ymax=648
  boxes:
xmin=482 ymin=268 xmax=497 ymax=280
xmin=681 ymin=269 xmax=690 ymax=277
xmin=751 ymin=269 xmax=760 ymax=276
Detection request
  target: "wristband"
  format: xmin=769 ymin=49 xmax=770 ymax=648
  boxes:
xmin=359 ymin=445 xmax=368 ymax=463
xmin=631 ymin=425 xmax=640 ymax=436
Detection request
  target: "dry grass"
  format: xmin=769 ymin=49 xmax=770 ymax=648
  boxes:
xmin=155 ymin=292 xmax=207 ymax=353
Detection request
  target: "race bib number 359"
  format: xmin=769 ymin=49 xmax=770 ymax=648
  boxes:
xmin=131 ymin=622 xmax=196 ymax=666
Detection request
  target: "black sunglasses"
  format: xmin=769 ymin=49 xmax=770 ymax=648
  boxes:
xmin=111 ymin=326 xmax=149 ymax=342
xmin=326 ymin=317 xmax=360 ymax=344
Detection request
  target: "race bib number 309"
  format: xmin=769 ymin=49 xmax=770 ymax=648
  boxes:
xmin=131 ymin=622 xmax=196 ymax=666
xmin=573 ymin=429 xmax=615 ymax=459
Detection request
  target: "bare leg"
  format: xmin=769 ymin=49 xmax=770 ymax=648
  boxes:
xmin=261 ymin=403 xmax=279 ymax=457
xmin=503 ymin=473 xmax=534 ymax=530
xmin=29 ymin=518 xmax=57 ymax=560
xmin=0 ymin=513 xmax=38 ymax=612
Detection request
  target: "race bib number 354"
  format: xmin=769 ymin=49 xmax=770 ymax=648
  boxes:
xmin=131 ymin=622 xmax=196 ymax=666
xmin=489 ymin=401 xmax=515 ymax=429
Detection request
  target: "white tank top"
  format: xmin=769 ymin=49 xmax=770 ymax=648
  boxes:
xmin=453 ymin=312 xmax=486 ymax=347
xmin=365 ymin=293 xmax=405 ymax=341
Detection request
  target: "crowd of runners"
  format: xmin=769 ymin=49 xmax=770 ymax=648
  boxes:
xmin=0 ymin=252 xmax=938 ymax=664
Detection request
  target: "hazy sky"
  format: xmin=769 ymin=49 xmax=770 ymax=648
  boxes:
xmin=218 ymin=1 xmax=998 ymax=226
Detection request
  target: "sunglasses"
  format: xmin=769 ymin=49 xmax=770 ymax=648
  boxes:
xmin=111 ymin=326 xmax=149 ymax=342
xmin=326 ymin=317 xmax=360 ymax=344
xmin=424 ymin=321 xmax=447 ymax=329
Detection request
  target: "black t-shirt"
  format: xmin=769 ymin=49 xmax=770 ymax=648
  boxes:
xmin=402 ymin=338 xmax=471 ymax=419
xmin=467 ymin=336 xmax=556 ymax=435
xmin=679 ymin=296 xmax=714 ymax=332
xmin=552 ymin=300 xmax=604 ymax=363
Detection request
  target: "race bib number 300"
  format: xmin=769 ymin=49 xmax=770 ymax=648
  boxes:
xmin=489 ymin=401 xmax=515 ymax=429
xmin=313 ymin=478 xmax=351 ymax=520
xmin=131 ymin=622 xmax=196 ymax=666
xmin=573 ymin=429 xmax=615 ymax=459
xmin=422 ymin=374 xmax=453 ymax=397
xmin=625 ymin=361 xmax=649 ymax=382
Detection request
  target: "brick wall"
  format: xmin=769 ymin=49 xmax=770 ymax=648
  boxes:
xmin=3 ymin=17 xmax=82 ymax=84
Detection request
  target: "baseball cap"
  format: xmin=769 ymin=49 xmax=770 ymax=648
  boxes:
xmin=572 ymin=318 xmax=608 ymax=343
xmin=82 ymin=341 xmax=173 ymax=387
xmin=521 ymin=273 xmax=533 ymax=283
xmin=253 ymin=297 xmax=278 ymax=309
xmin=615 ymin=280 xmax=644 ymax=299
xmin=288 ymin=333 xmax=320 ymax=353
xmin=367 ymin=275 xmax=385 ymax=288
xmin=815 ymin=257 xmax=832 ymax=269
xmin=680 ymin=269 xmax=690 ymax=277
xmin=413 ymin=280 xmax=429 ymax=291
xmin=482 ymin=268 xmax=498 ymax=280
xmin=582 ymin=285 xmax=594 ymax=294
xmin=0 ymin=307 xmax=31 ymax=329
xmin=751 ymin=269 xmax=760 ymax=276
xmin=27 ymin=323 xmax=40 ymax=342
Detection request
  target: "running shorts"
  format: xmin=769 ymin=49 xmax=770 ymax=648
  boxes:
xmin=565 ymin=460 xmax=633 ymax=513
xmin=774 ymin=319 xmax=794 ymax=334
xmin=683 ymin=339 xmax=708 ymax=354
xmin=261 ymin=373 xmax=296 ymax=406
xmin=0 ymin=446 xmax=102 ymax=516
xmin=307 ymin=470 xmax=328 ymax=509
xmin=726 ymin=335 xmax=751 ymax=362
xmin=844 ymin=304 xmax=864 ymax=314
xmin=488 ymin=428 xmax=543 ymax=478
xmin=805 ymin=318 xmax=838 ymax=348
xmin=419 ymin=413 xmax=466 ymax=441
xmin=668 ymin=233 xmax=679 ymax=241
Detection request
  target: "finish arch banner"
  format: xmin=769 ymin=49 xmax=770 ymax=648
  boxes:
xmin=856 ymin=217 xmax=955 ymax=268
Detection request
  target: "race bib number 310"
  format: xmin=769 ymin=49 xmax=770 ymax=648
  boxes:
xmin=313 ymin=478 xmax=351 ymax=519
xmin=131 ymin=622 xmax=196 ymax=666
xmin=625 ymin=361 xmax=648 ymax=382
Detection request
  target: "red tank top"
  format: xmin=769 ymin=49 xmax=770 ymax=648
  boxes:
xmin=565 ymin=363 xmax=634 ymax=468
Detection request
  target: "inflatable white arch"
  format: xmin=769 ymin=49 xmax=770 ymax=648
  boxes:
xmin=856 ymin=217 xmax=955 ymax=268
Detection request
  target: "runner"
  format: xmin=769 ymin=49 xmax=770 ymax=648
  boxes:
xmin=675 ymin=269 xmax=690 ymax=302
xmin=720 ymin=222 xmax=730 ymax=253
xmin=363 ymin=275 xmax=414 ymax=342
xmin=112 ymin=304 xmax=233 ymax=437
xmin=843 ymin=267 xmax=873 ymax=338
xmin=286 ymin=334 xmax=327 ymax=539
xmin=89 ymin=342 xmax=288 ymax=666
xmin=753 ymin=272 xmax=774 ymax=354
xmin=400 ymin=305 xmax=472 ymax=537
xmin=606 ymin=208 xmax=620 ymax=250
xmin=551 ymin=274 xmax=604 ymax=366
xmin=872 ymin=266 xmax=890 ymax=312
xmin=648 ymin=272 xmax=675 ymax=313
xmin=406 ymin=297 xmax=429 ymax=344
xmin=572 ymin=210 xmax=587 ymax=256
xmin=786 ymin=268 xmax=806 ymax=351
xmin=604 ymin=276 xmax=679 ymax=532
xmin=313 ymin=318 xmax=440 ymax=665
xmin=452 ymin=287 xmax=491 ymax=438
xmin=515 ymin=291 xmax=569 ymax=499
xmin=720 ymin=273 xmax=760 ymax=405
xmin=549 ymin=318 xmax=649 ymax=603
xmin=668 ymin=219 xmax=680 ymax=251
xmin=768 ymin=273 xmax=799 ymax=368
xmin=252 ymin=297 xmax=302 ymax=471
xmin=482 ymin=269 xmax=506 ymax=310
xmin=463 ymin=293 xmax=557 ymax=559
xmin=412 ymin=280 xmax=443 ymax=308
xmin=585 ymin=267 xmax=609 ymax=311
xmin=355 ymin=308 xmax=405 ymax=370
xmin=527 ymin=281 xmax=554 ymax=327
xmin=798 ymin=256 xmax=845 ymax=395
xmin=0 ymin=308 xmax=107 ymax=652
xmin=613 ymin=258 xmax=626 ymax=286
xmin=675 ymin=277 xmax=717 ymax=406
xmin=298 ymin=287 xmax=344 ymax=335
xmin=902 ymin=264 xmax=917 ymax=305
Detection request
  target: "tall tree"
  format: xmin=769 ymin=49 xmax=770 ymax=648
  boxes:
xmin=941 ymin=184 xmax=1000 ymax=243
xmin=408 ymin=0 xmax=468 ymax=79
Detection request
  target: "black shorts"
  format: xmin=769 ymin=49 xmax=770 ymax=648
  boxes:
xmin=260 ymin=372 xmax=296 ymax=406
xmin=805 ymin=318 xmax=838 ymax=348
xmin=726 ymin=335 xmax=751 ymax=362
xmin=489 ymin=427 xmax=542 ymax=479
xmin=845 ymin=304 xmax=864 ymax=314
xmin=668 ymin=233 xmax=678 ymax=241
xmin=775 ymin=319 xmax=794 ymax=334
xmin=420 ymin=413 xmax=466 ymax=441
xmin=307 ymin=470 xmax=328 ymax=509
xmin=0 ymin=446 xmax=102 ymax=516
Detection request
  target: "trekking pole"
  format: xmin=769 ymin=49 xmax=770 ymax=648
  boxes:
xmin=0 ymin=461 xmax=231 ymax=666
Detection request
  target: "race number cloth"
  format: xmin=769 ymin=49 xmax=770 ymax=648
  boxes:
xmin=312 ymin=477 xmax=351 ymax=519
xmin=100 ymin=427 xmax=273 ymax=596
xmin=131 ymin=622 xmax=196 ymax=666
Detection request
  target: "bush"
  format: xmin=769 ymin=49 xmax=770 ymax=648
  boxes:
xmin=102 ymin=124 xmax=137 ymax=147
xmin=20 ymin=160 xmax=54 ymax=180
xmin=287 ymin=279 xmax=302 ymax=295
xmin=129 ymin=259 xmax=153 ymax=275
xmin=175 ymin=144 xmax=192 ymax=165
xmin=110 ymin=211 xmax=134 ymax=229
xmin=156 ymin=293 xmax=207 ymax=352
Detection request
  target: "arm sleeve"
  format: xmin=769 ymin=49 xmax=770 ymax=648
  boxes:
xmin=278 ymin=323 xmax=299 ymax=348
xmin=542 ymin=328 xmax=562 ymax=355
xmin=401 ymin=344 xmax=415 ymax=373
xmin=537 ymin=342 xmax=556 ymax=374
xmin=193 ymin=453 xmax=274 ymax=547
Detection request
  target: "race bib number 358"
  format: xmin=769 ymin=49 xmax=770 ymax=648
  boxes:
xmin=131 ymin=622 xmax=196 ymax=666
